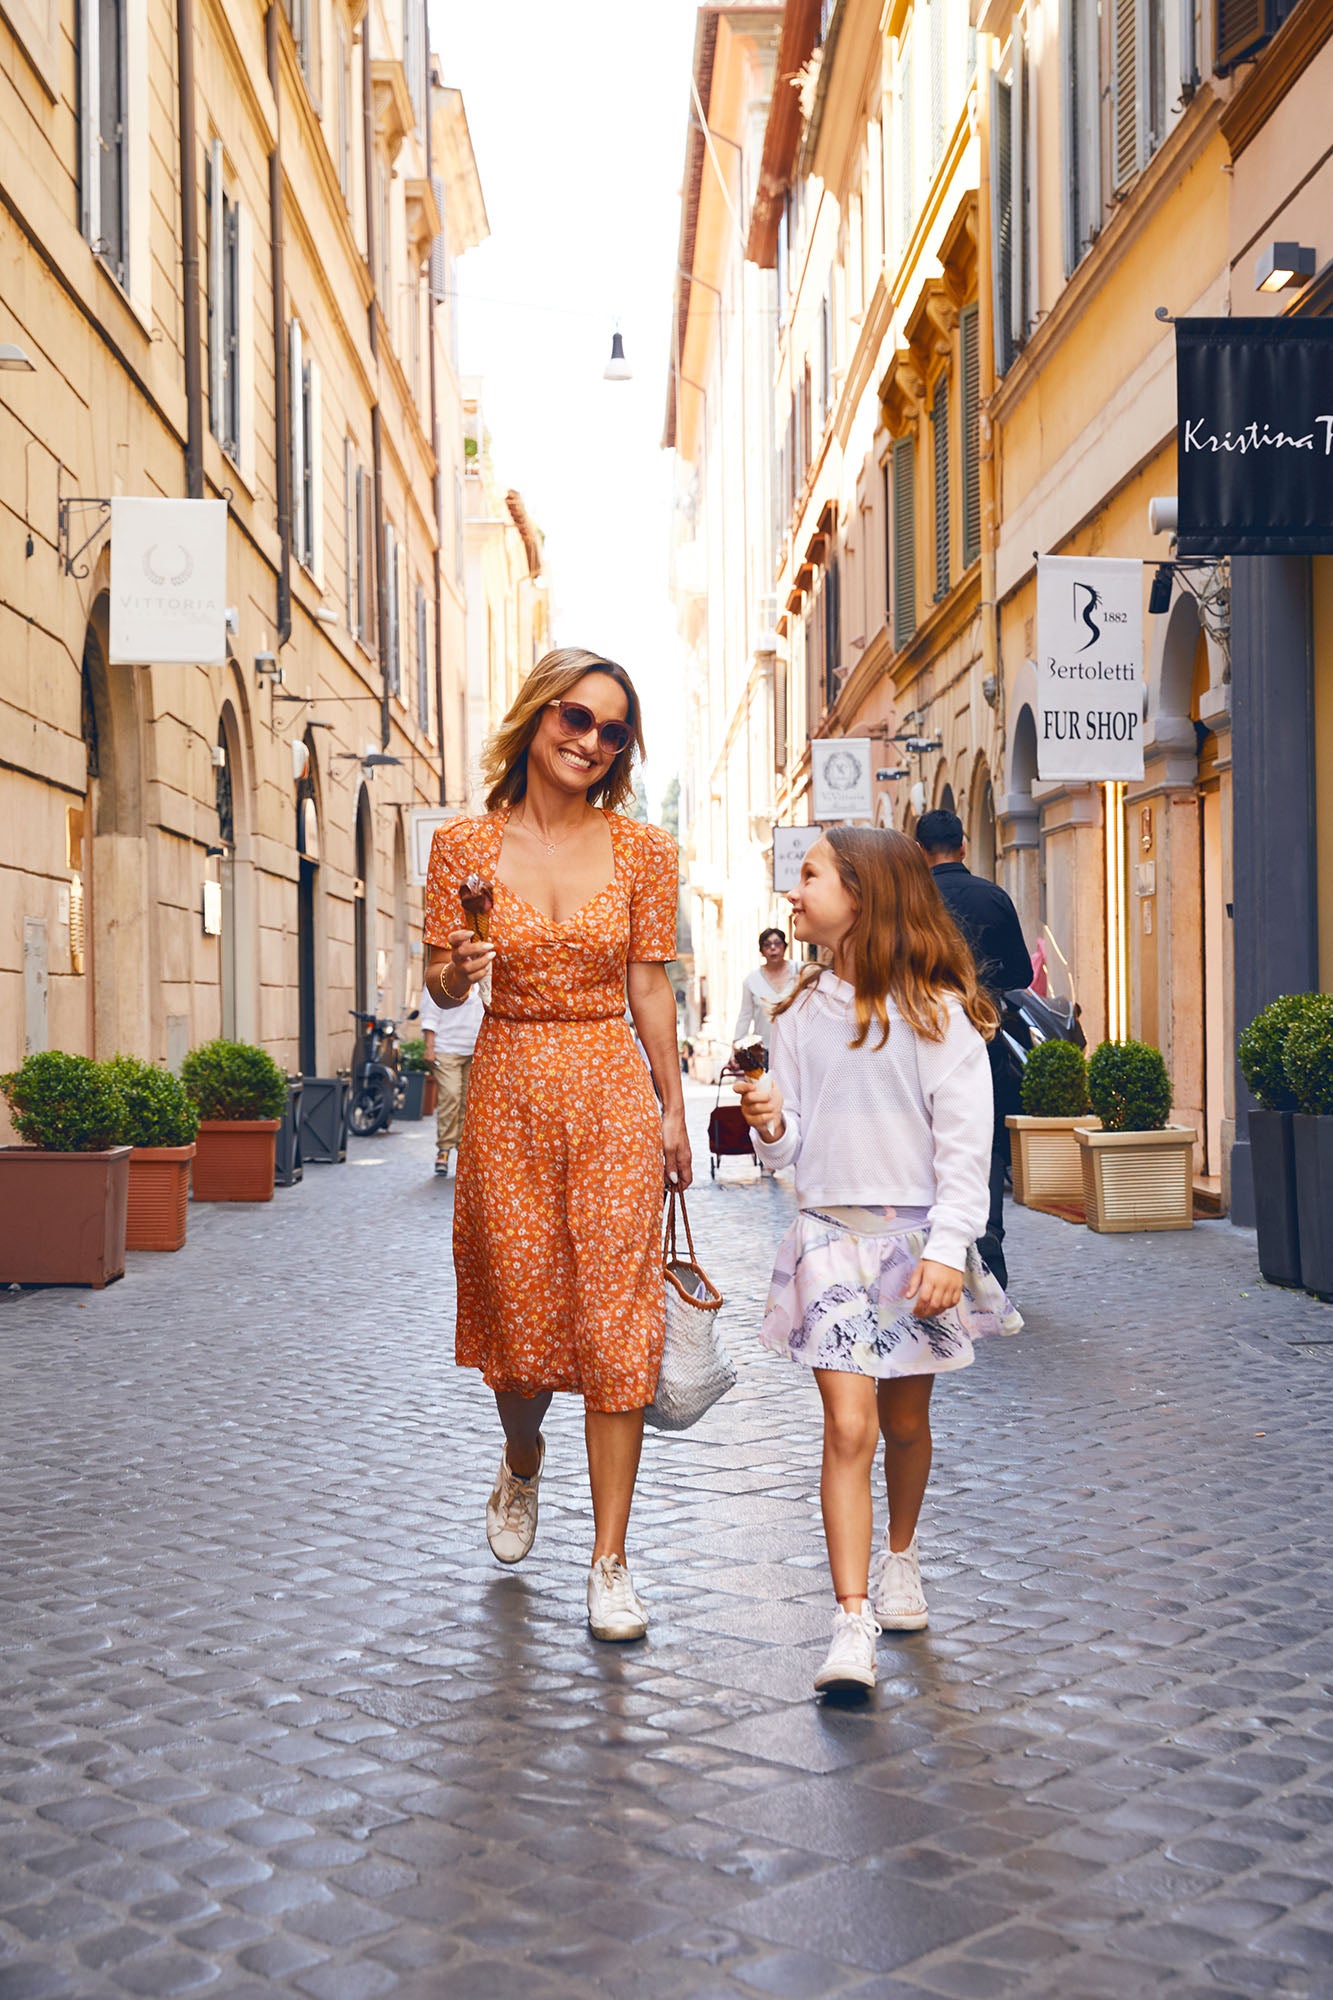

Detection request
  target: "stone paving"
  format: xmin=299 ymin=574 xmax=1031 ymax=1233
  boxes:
xmin=3 ymin=1081 xmax=1333 ymax=1999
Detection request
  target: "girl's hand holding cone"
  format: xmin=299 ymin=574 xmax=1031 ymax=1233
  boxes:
xmin=732 ymin=1069 xmax=784 ymax=1143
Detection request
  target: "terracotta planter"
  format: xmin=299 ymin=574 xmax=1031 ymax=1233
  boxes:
xmin=1007 ymin=1115 xmax=1101 ymax=1212
xmin=192 ymin=1119 xmax=280 ymax=1202
xmin=1075 ymin=1125 xmax=1196 ymax=1233
xmin=126 ymin=1144 xmax=195 ymax=1251
xmin=0 ymin=1146 xmax=130 ymax=1287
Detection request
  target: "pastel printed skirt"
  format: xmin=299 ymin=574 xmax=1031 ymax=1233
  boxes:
xmin=759 ymin=1205 xmax=1024 ymax=1380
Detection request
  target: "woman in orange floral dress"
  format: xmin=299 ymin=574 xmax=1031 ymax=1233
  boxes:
xmin=423 ymin=648 xmax=691 ymax=1642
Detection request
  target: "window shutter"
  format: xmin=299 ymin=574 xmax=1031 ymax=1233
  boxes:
xmin=824 ymin=559 xmax=841 ymax=709
xmin=98 ymin=0 xmax=128 ymax=282
xmin=1011 ymin=38 xmax=1028 ymax=350
xmin=236 ymin=205 xmax=255 ymax=482
xmin=207 ymin=140 xmax=224 ymax=435
xmin=899 ymin=45 xmax=914 ymax=249
xmin=892 ymin=436 xmax=916 ymax=651
xmin=224 ymin=197 xmax=240 ymax=454
xmin=990 ymin=74 xmax=1013 ymax=376
xmin=417 ymin=584 xmax=430 ymax=730
xmin=308 ymin=358 xmax=324 ymax=586
xmin=429 ymin=175 xmax=447 ymax=300
xmin=343 ymin=440 xmax=354 ymax=632
xmin=1112 ymin=0 xmax=1143 ymax=188
xmin=931 ymin=375 xmax=950 ymax=602
xmin=290 ymin=320 xmax=305 ymax=567
xmin=354 ymin=464 xmax=367 ymax=640
xmin=80 ymin=0 xmax=101 ymax=246
xmin=960 ymin=302 xmax=980 ymax=568
xmin=1214 ymin=0 xmax=1271 ymax=72
xmin=882 ymin=460 xmax=893 ymax=621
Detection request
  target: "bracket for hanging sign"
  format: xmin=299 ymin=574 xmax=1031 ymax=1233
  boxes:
xmin=57 ymin=497 xmax=111 ymax=579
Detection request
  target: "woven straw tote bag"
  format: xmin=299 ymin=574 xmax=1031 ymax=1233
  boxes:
xmin=644 ymin=1188 xmax=734 ymax=1431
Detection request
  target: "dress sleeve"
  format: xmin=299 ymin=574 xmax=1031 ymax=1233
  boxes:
xmin=916 ymin=1005 xmax=993 ymax=1270
xmin=422 ymin=819 xmax=472 ymax=946
xmin=627 ymin=822 xmax=680 ymax=963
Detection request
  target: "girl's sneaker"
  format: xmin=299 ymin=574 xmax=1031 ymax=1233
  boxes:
xmin=813 ymin=1605 xmax=881 ymax=1693
xmin=871 ymin=1534 xmax=929 ymax=1630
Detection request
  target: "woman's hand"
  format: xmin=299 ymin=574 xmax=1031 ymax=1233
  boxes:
xmin=732 ymin=1073 xmax=785 ymax=1143
xmin=904 ymin=1259 xmax=963 ymax=1320
xmin=427 ymin=931 xmax=494 ymax=1006
xmin=662 ymin=1108 xmax=693 ymax=1191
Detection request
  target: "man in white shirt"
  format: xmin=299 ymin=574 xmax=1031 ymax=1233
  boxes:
xmin=419 ymin=979 xmax=483 ymax=1176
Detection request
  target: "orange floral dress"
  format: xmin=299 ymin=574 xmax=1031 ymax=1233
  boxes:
xmin=422 ymin=807 xmax=680 ymax=1415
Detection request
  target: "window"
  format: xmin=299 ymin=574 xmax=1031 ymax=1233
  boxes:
xmin=931 ymin=376 xmax=950 ymax=602
xmin=80 ymin=0 xmax=128 ymax=284
xmin=898 ymin=43 xmax=914 ymax=251
xmin=290 ymin=322 xmax=322 ymax=578
xmin=1112 ymin=0 xmax=1168 ymax=189
xmin=960 ymin=303 xmax=981 ymax=568
xmin=207 ymin=141 xmax=240 ymax=460
xmin=882 ymin=461 xmax=893 ymax=621
xmin=352 ymin=461 xmax=371 ymax=644
xmin=929 ymin=0 xmax=947 ymax=169
xmin=404 ymin=0 xmax=426 ymax=131
xmin=891 ymin=436 xmax=916 ymax=650
xmin=991 ymin=75 xmax=1013 ymax=375
xmin=384 ymin=523 xmax=401 ymax=696
xmin=282 ymin=0 xmax=320 ymax=103
xmin=336 ymin=18 xmax=351 ymax=200
xmin=1214 ymin=0 xmax=1298 ymax=70
xmin=819 ymin=294 xmax=832 ymax=427
xmin=823 ymin=561 xmax=842 ymax=712
xmin=1062 ymin=0 xmax=1101 ymax=274
xmin=415 ymin=583 xmax=430 ymax=731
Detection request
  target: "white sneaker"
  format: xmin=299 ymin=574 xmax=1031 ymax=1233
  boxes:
xmin=872 ymin=1534 xmax=929 ymax=1630
xmin=586 ymin=1557 xmax=648 ymax=1641
xmin=813 ymin=1605 xmax=881 ymax=1694
xmin=485 ymin=1436 xmax=544 ymax=1564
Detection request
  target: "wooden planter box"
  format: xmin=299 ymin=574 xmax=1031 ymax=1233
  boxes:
xmin=1075 ymin=1126 xmax=1196 ymax=1233
xmin=192 ymin=1119 xmax=280 ymax=1202
xmin=0 ymin=1146 xmax=131 ymax=1287
xmin=126 ymin=1144 xmax=195 ymax=1251
xmin=1007 ymin=1115 xmax=1101 ymax=1211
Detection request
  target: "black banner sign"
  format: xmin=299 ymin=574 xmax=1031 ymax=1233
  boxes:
xmin=1175 ymin=318 xmax=1333 ymax=557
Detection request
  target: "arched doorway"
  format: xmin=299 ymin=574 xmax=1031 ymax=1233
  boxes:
xmin=391 ymin=816 xmax=409 ymax=1019
xmin=296 ymin=730 xmax=323 ymax=1074
xmin=969 ymin=760 xmax=998 ymax=882
xmin=354 ymin=785 xmax=375 ymax=1018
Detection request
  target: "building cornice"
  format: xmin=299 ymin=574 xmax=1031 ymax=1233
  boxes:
xmin=1220 ymin=0 xmax=1333 ymax=158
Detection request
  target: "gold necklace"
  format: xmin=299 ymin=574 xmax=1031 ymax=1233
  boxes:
xmin=513 ymin=809 xmax=587 ymax=859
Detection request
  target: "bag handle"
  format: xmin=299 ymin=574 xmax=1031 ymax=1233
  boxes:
xmin=663 ymin=1185 xmax=700 ymax=1266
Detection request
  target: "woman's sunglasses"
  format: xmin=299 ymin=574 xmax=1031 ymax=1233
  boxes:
xmin=547 ymin=699 xmax=634 ymax=756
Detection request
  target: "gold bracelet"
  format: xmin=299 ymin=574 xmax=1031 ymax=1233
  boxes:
xmin=440 ymin=969 xmax=468 ymax=1004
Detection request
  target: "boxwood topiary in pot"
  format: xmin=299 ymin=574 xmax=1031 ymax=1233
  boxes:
xmin=108 ymin=1057 xmax=200 ymax=1252
xmin=1006 ymin=1040 xmax=1097 ymax=1212
xmin=1237 ymin=993 xmax=1321 ymax=1288
xmin=1076 ymin=1040 xmax=1194 ymax=1232
xmin=1282 ymin=996 xmax=1333 ymax=1299
xmin=0 ymin=1052 xmax=131 ymax=1286
xmin=182 ymin=1039 xmax=287 ymax=1202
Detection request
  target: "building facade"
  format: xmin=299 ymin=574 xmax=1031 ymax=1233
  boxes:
xmin=0 ymin=0 xmax=491 ymax=1092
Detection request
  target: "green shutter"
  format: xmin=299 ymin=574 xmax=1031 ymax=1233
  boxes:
xmin=892 ymin=437 xmax=916 ymax=651
xmin=931 ymin=376 xmax=950 ymax=602
xmin=990 ymin=73 xmax=1013 ymax=376
xmin=960 ymin=303 xmax=980 ymax=569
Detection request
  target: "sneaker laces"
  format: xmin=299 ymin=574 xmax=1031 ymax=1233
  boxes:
xmin=872 ymin=1544 xmax=921 ymax=1604
xmin=592 ymin=1557 xmax=639 ymax=1611
xmin=826 ymin=1606 xmax=880 ymax=1663
xmin=495 ymin=1465 xmax=537 ymax=1536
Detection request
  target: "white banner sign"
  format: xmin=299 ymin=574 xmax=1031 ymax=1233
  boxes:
xmin=772 ymin=824 xmax=823 ymax=892
xmin=409 ymin=807 xmax=457 ymax=887
xmin=1036 ymin=556 xmax=1144 ymax=782
xmin=811 ymin=738 xmax=873 ymax=820
xmin=110 ymin=498 xmax=227 ymax=665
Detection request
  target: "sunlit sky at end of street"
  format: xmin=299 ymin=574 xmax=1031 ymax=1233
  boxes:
xmin=431 ymin=1 xmax=705 ymax=820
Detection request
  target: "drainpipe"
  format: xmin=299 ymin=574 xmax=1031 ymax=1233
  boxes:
xmin=267 ymin=6 xmax=292 ymax=644
xmin=177 ymin=0 xmax=204 ymax=498
xmin=426 ymin=68 xmax=448 ymax=806
xmin=362 ymin=25 xmax=390 ymax=750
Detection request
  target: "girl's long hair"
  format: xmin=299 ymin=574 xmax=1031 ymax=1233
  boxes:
xmin=481 ymin=648 xmax=645 ymax=813
xmin=773 ymin=826 xmax=999 ymax=1049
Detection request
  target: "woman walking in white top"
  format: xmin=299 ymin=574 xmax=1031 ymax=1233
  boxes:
xmin=734 ymin=827 xmax=1021 ymax=1698
xmin=732 ymin=928 xmax=800 ymax=1044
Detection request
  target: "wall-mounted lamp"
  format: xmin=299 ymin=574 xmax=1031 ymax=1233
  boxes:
xmin=603 ymin=329 xmax=632 ymax=382
xmin=210 ymin=742 xmax=227 ymax=769
xmin=1148 ymin=564 xmax=1175 ymax=615
xmin=1148 ymin=496 xmax=1178 ymax=537
xmin=255 ymin=647 xmax=283 ymax=688
xmin=1254 ymin=242 xmax=1316 ymax=293
xmin=876 ymin=766 xmax=911 ymax=782
xmin=0 ymin=342 xmax=35 ymax=372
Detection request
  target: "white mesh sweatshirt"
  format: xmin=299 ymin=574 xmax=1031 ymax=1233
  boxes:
xmin=751 ymin=971 xmax=993 ymax=1271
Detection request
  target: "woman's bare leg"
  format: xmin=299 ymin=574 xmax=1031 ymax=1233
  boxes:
xmin=494 ymin=1390 xmax=552 ymax=1478
xmin=876 ymin=1375 xmax=934 ymax=1550
xmin=585 ymin=1408 xmax=645 ymax=1563
xmin=814 ymin=1370 xmax=881 ymax=1609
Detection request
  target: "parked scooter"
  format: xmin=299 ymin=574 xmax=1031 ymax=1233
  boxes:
xmin=995 ymin=985 xmax=1086 ymax=1107
xmin=348 ymin=1007 xmax=419 ymax=1136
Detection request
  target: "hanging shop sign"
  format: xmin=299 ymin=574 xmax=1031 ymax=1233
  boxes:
xmin=810 ymin=738 xmax=873 ymax=821
xmin=1175 ymin=318 xmax=1333 ymax=557
xmin=109 ymin=497 xmax=227 ymax=665
xmin=772 ymin=824 xmax=823 ymax=892
xmin=1036 ymin=556 xmax=1144 ymax=783
xmin=408 ymin=807 xmax=456 ymax=886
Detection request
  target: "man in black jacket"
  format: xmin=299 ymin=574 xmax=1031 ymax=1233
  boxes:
xmin=916 ymin=810 xmax=1033 ymax=1290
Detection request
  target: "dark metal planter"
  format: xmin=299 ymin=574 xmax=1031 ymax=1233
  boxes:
xmin=299 ymin=1076 xmax=351 ymax=1163
xmin=275 ymin=1078 xmax=304 ymax=1187
xmin=1293 ymin=1114 xmax=1333 ymax=1300
xmin=1248 ymin=1109 xmax=1301 ymax=1287
xmin=398 ymin=1071 xmax=427 ymax=1121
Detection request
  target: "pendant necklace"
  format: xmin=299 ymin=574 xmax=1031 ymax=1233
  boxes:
xmin=515 ymin=810 xmax=583 ymax=859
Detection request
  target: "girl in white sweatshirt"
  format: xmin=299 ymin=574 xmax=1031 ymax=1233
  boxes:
xmin=734 ymin=826 xmax=1021 ymax=1697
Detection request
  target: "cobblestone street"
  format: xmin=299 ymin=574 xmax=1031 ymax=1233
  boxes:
xmin=3 ymin=1082 xmax=1333 ymax=1999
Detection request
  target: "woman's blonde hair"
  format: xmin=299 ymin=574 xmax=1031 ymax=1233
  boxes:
xmin=481 ymin=648 xmax=644 ymax=813
xmin=774 ymin=826 xmax=998 ymax=1049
